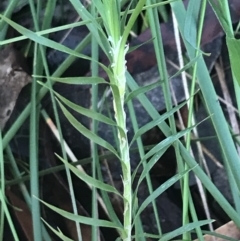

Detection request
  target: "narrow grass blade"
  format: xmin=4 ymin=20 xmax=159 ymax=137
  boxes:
xmin=184 ymin=0 xmax=201 ymax=49
xmin=207 ymin=0 xmax=233 ymax=36
xmin=126 ymin=72 xmax=240 ymax=225
xmin=127 ymin=38 xmax=154 ymax=54
xmin=132 ymin=124 xmax=201 ymax=183
xmin=0 ymin=14 xmax=96 ymax=63
xmin=169 ymin=54 xmax=201 ymax=79
xmin=0 ymin=20 xmax=91 ymax=45
xmin=0 ymin=190 xmax=19 ymax=241
xmin=57 ymin=100 xmax=119 ymax=158
xmin=125 ymin=81 xmax=161 ymax=103
xmin=226 ymin=37 xmax=240 ymax=85
xmin=142 ymin=123 xmax=203 ymax=162
xmin=171 ymin=1 xmax=240 ymax=194
xmin=38 ymin=81 xmax=116 ymax=126
xmin=135 ymin=145 xmax=169 ymax=187
xmin=36 ymin=76 xmax=108 ymax=85
xmin=134 ymin=168 xmax=192 ymax=222
xmin=69 ymin=0 xmax=110 ymax=56
xmin=40 ymin=199 xmax=123 ymax=230
xmin=42 ymin=219 xmax=74 ymax=241
xmin=56 ymin=154 xmax=122 ymax=197
xmin=160 ymin=219 xmax=214 ymax=241
xmin=198 ymin=230 xmax=240 ymax=241
xmin=130 ymin=100 xmax=188 ymax=146
xmin=121 ymin=0 xmax=146 ymax=46
xmin=56 ymin=93 xmax=116 ymax=126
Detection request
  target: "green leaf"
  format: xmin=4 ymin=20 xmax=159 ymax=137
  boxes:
xmin=183 ymin=0 xmax=201 ymax=48
xmin=132 ymin=116 xmax=209 ymax=187
xmin=125 ymin=81 xmax=161 ymax=104
xmin=42 ymin=219 xmax=74 ymax=241
xmin=36 ymin=76 xmax=108 ymax=85
xmin=130 ymin=100 xmax=188 ymax=146
xmin=56 ymin=93 xmax=116 ymax=126
xmin=38 ymin=81 xmax=116 ymax=127
xmin=135 ymin=145 xmax=169 ymax=187
xmin=133 ymin=220 xmax=213 ymax=240
xmin=160 ymin=219 xmax=214 ymax=241
xmin=134 ymin=168 xmax=193 ymax=222
xmin=68 ymin=0 xmax=110 ymax=56
xmin=0 ymin=15 xmax=93 ymax=62
xmin=120 ymin=0 xmax=133 ymax=35
xmin=127 ymin=38 xmax=154 ymax=54
xmin=126 ymin=71 xmax=240 ymax=225
xmin=40 ymin=199 xmax=123 ymax=230
xmin=169 ymin=54 xmax=201 ymax=79
xmin=0 ymin=20 xmax=91 ymax=45
xmin=56 ymin=154 xmax=122 ymax=197
xmin=57 ymin=100 xmax=119 ymax=158
xmin=226 ymin=37 xmax=240 ymax=85
xmin=199 ymin=230 xmax=240 ymax=241
xmin=207 ymin=0 xmax=232 ymax=37
xmin=132 ymin=125 xmax=194 ymax=184
xmin=121 ymin=0 xmax=146 ymax=46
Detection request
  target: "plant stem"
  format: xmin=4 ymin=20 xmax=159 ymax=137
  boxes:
xmin=110 ymin=35 xmax=131 ymax=240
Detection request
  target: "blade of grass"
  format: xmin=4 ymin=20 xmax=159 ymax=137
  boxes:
xmin=134 ymin=168 xmax=192 ymax=223
xmin=91 ymin=5 xmax=100 ymax=240
xmin=126 ymin=72 xmax=240 ymax=226
xmin=2 ymin=33 xmax=91 ymax=150
xmin=160 ymin=219 xmax=214 ymax=241
xmin=57 ymin=100 xmax=119 ymax=157
xmin=56 ymin=154 xmax=122 ymax=197
xmin=171 ymin=0 xmax=240 ymax=195
xmin=40 ymin=199 xmax=123 ymax=230
xmin=0 ymin=189 xmax=19 ymax=241
xmin=29 ymin=43 xmax=41 ymax=241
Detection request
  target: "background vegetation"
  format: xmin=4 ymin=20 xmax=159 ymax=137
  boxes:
xmin=0 ymin=0 xmax=240 ymax=240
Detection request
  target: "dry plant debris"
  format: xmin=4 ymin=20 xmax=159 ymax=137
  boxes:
xmin=0 ymin=45 xmax=31 ymax=129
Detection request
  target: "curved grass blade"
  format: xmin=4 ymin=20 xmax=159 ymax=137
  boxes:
xmin=36 ymin=76 xmax=108 ymax=85
xmin=40 ymin=199 xmax=123 ymax=230
xmin=207 ymin=0 xmax=232 ymax=36
xmin=0 ymin=14 xmax=114 ymax=81
xmin=130 ymin=100 xmax=188 ymax=146
xmin=132 ymin=131 xmax=183 ymax=183
xmin=120 ymin=0 xmax=133 ymax=36
xmin=56 ymin=154 xmax=122 ymax=197
xmin=183 ymin=0 xmax=201 ymax=49
xmin=127 ymin=38 xmax=154 ymax=54
xmin=38 ymin=81 xmax=116 ymax=127
xmin=0 ymin=15 xmax=94 ymax=62
xmin=160 ymin=219 xmax=213 ymax=241
xmin=125 ymin=81 xmax=161 ymax=104
xmin=69 ymin=0 xmax=110 ymax=57
xmin=0 ymin=20 xmax=91 ymax=45
xmin=169 ymin=54 xmax=201 ymax=79
xmin=56 ymin=94 xmax=116 ymax=126
xmin=132 ymin=121 xmax=203 ymax=183
xmin=57 ymin=100 xmax=119 ymax=158
xmin=42 ymin=219 xmax=74 ymax=241
xmin=121 ymin=0 xmax=146 ymax=48
xmin=199 ymin=230 xmax=240 ymax=241
xmin=226 ymin=37 xmax=240 ymax=85
xmin=171 ymin=1 xmax=240 ymax=193
xmin=133 ymin=168 xmax=194 ymax=223
xmin=135 ymin=145 xmax=169 ymax=188
xmin=126 ymin=71 xmax=240 ymax=225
